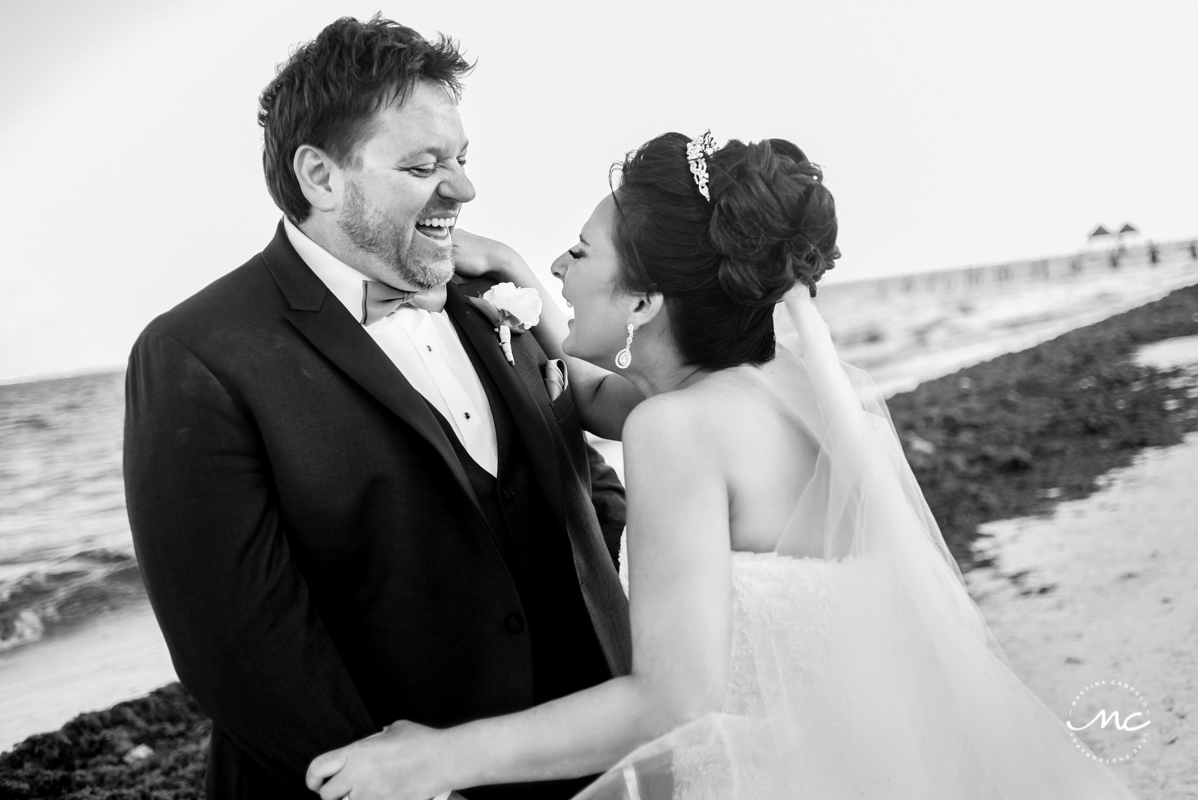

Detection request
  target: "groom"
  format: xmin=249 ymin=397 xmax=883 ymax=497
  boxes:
xmin=124 ymin=16 xmax=631 ymax=800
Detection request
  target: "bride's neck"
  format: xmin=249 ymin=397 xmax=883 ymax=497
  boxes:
xmin=622 ymin=336 xmax=708 ymax=398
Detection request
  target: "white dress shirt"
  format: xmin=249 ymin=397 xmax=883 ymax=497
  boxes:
xmin=284 ymin=219 xmax=498 ymax=476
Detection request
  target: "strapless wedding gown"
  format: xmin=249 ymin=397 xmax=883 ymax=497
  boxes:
xmin=585 ymin=544 xmax=1140 ymax=800
xmin=581 ymin=291 xmax=1138 ymax=798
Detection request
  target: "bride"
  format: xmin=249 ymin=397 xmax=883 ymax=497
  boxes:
xmin=305 ymin=132 xmax=1140 ymax=799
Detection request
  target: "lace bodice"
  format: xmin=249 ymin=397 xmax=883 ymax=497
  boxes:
xmin=721 ymin=551 xmax=846 ymax=717
xmin=673 ymin=552 xmax=853 ymax=799
xmin=618 ymin=543 xmax=846 ymax=717
xmin=618 ymin=541 xmax=846 ymax=710
xmin=617 ymin=543 xmax=854 ymax=798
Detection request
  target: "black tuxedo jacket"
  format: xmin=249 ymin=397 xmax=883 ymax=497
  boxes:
xmin=124 ymin=222 xmax=632 ymax=798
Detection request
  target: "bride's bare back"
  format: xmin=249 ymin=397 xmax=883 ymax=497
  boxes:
xmin=681 ymin=348 xmax=820 ymax=554
xmin=625 ymin=346 xmax=819 ymax=556
xmin=613 ymin=345 xmax=825 ymax=735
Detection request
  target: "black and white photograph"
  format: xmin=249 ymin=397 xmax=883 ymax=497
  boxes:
xmin=1 ymin=1 xmax=1196 ymax=798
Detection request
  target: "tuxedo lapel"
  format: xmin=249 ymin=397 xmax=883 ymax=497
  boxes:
xmin=444 ymin=283 xmax=566 ymax=529
xmin=259 ymin=223 xmax=486 ymax=527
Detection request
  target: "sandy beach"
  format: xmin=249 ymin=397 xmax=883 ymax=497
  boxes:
xmin=965 ymin=335 xmax=1198 ymax=799
xmin=0 ymin=599 xmax=175 ymax=752
xmin=968 ymin=431 xmax=1198 ymax=799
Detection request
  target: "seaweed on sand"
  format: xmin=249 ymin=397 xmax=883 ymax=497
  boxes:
xmin=888 ymin=282 xmax=1198 ymax=567
xmin=0 ymin=683 xmax=210 ymax=799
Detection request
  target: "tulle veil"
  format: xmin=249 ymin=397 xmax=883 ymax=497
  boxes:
xmin=572 ymin=290 xmax=1139 ymax=799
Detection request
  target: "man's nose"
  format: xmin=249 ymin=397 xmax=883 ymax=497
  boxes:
xmin=439 ymin=162 xmax=476 ymax=204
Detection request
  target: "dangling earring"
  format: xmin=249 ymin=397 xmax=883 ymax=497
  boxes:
xmin=615 ymin=323 xmax=635 ymax=369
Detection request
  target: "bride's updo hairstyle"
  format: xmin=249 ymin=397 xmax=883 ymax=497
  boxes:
xmin=610 ymin=132 xmax=840 ymax=371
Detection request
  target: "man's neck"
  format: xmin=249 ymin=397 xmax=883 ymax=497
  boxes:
xmin=295 ymin=214 xmax=398 ymax=287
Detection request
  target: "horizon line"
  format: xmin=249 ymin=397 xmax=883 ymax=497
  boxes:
xmin=3 ymin=234 xmax=1195 ymax=384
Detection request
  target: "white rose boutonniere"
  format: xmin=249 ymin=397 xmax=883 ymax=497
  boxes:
xmin=467 ymin=282 xmax=543 ymax=365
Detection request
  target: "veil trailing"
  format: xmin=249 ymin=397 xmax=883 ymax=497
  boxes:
xmin=577 ymin=291 xmax=1139 ymax=799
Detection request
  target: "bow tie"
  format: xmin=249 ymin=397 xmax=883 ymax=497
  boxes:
xmin=360 ymin=280 xmax=448 ymax=326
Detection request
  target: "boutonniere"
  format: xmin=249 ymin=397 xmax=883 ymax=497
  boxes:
xmin=467 ymin=282 xmax=542 ymax=366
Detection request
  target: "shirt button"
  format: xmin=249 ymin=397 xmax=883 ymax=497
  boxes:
xmin=464 ymin=412 xmax=471 ymax=420
xmin=426 ymin=345 xmax=433 ymax=352
xmin=504 ymin=613 xmax=525 ymax=634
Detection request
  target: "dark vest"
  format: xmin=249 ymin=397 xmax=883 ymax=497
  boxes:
xmin=435 ymin=320 xmax=612 ymax=702
xmin=429 ymin=319 xmax=611 ymax=800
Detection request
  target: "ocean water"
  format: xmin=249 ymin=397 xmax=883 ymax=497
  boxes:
xmin=0 ymin=370 xmax=139 ymax=651
xmin=811 ymin=238 xmax=1198 ymax=396
xmin=0 ymin=238 xmax=1195 ymax=749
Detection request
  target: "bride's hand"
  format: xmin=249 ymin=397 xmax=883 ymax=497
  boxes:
xmin=305 ymin=721 xmax=454 ymax=800
xmin=451 ymin=229 xmax=518 ymax=280
xmin=781 ymin=281 xmax=814 ymax=303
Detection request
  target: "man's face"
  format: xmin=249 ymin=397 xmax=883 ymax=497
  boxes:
xmin=336 ymin=80 xmax=474 ymax=290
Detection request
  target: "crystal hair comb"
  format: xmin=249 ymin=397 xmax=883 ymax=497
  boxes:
xmin=686 ymin=130 xmax=720 ymax=202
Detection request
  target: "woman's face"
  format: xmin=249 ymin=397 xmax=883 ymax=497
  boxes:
xmin=551 ymin=194 xmax=636 ymax=367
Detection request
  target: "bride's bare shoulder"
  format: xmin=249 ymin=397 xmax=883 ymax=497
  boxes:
xmin=617 ymin=393 xmax=729 ymax=511
xmin=687 ymin=353 xmax=807 ymax=419
xmin=619 ymin=386 xmax=726 ymax=466
xmin=622 ymin=355 xmax=806 ymax=458
xmin=621 ymin=389 xmax=710 ymax=447
xmin=622 ymin=371 xmax=747 ymax=437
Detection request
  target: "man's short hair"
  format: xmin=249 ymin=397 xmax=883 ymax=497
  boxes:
xmin=258 ymin=15 xmax=473 ymax=224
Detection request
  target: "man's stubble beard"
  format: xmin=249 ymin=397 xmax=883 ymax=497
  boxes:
xmin=337 ymin=178 xmax=454 ymax=291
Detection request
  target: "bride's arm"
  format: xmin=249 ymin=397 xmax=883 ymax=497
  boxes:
xmin=307 ymin=396 xmax=733 ymax=800
xmin=453 ymin=230 xmax=644 ymax=441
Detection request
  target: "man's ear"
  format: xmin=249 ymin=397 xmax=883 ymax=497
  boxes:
xmin=294 ymin=144 xmax=340 ymax=214
xmin=628 ymin=291 xmax=665 ymax=330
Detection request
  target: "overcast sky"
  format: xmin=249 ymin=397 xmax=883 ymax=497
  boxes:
xmin=1 ymin=0 xmax=1194 ymax=380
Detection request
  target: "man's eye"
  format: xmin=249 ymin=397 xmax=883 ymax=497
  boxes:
xmin=405 ymin=165 xmax=437 ymax=177
xmin=568 ymin=247 xmax=584 ymax=260
xmin=457 ymin=157 xmax=468 ymax=167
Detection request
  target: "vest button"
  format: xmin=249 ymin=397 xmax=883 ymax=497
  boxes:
xmin=503 ymin=613 xmax=525 ymax=634
xmin=501 ymin=488 xmax=516 ymax=502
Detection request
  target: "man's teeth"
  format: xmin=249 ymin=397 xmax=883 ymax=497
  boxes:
xmin=417 ymin=217 xmax=456 ymax=228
